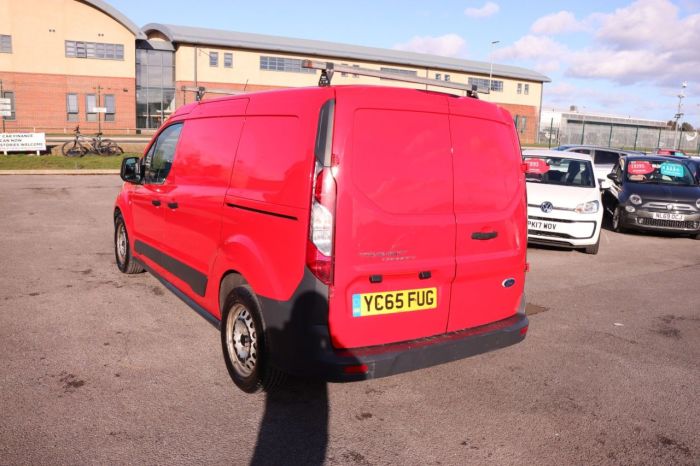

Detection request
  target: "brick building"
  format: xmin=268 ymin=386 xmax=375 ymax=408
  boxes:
xmin=0 ymin=0 xmax=550 ymax=142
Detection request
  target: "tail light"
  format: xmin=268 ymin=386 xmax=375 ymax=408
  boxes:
xmin=307 ymin=162 xmax=337 ymax=285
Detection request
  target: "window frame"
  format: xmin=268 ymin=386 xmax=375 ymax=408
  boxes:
xmin=144 ymin=122 xmax=184 ymax=185
xmin=223 ymin=52 xmax=232 ymax=68
xmin=517 ymin=83 xmax=522 ymax=94
xmin=2 ymin=91 xmax=15 ymax=121
xmin=524 ymin=83 xmax=530 ymax=95
xmin=66 ymin=93 xmax=79 ymax=122
xmin=104 ymin=94 xmax=116 ymax=122
xmin=0 ymin=34 xmax=12 ymax=53
xmin=209 ymin=51 xmax=219 ymax=67
xmin=85 ymin=94 xmax=97 ymax=122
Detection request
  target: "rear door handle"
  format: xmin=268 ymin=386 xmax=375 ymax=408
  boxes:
xmin=151 ymin=199 xmax=161 ymax=207
xmin=471 ymin=231 xmax=498 ymax=240
xmin=167 ymin=202 xmax=178 ymax=209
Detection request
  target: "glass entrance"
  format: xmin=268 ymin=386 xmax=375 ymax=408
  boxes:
xmin=136 ymin=46 xmax=175 ymax=129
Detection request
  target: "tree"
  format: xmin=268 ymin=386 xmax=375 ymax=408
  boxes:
xmin=681 ymin=122 xmax=694 ymax=131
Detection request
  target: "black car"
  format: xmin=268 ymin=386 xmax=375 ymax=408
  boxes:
xmin=603 ymin=156 xmax=700 ymax=239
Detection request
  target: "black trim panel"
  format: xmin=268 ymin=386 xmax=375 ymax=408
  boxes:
xmin=134 ymin=240 xmax=208 ymax=297
xmin=225 ymin=203 xmax=297 ymax=221
xmin=135 ymin=258 xmax=220 ymax=330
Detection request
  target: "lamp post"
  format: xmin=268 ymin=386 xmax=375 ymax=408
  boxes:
xmin=488 ymin=40 xmax=500 ymax=96
xmin=674 ymin=81 xmax=687 ymax=150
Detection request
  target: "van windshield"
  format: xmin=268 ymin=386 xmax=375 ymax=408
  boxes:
xmin=524 ymin=156 xmax=595 ymax=187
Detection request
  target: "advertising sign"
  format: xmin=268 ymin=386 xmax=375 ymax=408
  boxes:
xmin=0 ymin=98 xmax=11 ymax=117
xmin=0 ymin=133 xmax=47 ymax=152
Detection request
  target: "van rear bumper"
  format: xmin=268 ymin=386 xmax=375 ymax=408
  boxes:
xmin=315 ymin=303 xmax=528 ymax=383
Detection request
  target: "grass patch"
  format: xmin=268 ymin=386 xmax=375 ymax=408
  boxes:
xmin=0 ymin=153 xmax=140 ymax=170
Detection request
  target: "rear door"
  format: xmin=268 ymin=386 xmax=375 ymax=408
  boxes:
xmin=447 ymin=101 xmax=526 ymax=331
xmin=329 ymin=88 xmax=455 ymax=349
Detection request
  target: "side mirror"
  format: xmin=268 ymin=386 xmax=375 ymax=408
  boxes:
xmin=607 ymin=172 xmax=619 ymax=183
xmin=120 ymin=157 xmax=142 ymax=184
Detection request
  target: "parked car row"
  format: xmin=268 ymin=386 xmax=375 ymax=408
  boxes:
xmin=524 ymin=145 xmax=700 ymax=254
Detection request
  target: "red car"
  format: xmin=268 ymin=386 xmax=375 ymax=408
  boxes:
xmin=114 ymin=85 xmax=529 ymax=393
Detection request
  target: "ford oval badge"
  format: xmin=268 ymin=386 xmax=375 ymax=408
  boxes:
xmin=502 ymin=278 xmax=516 ymax=288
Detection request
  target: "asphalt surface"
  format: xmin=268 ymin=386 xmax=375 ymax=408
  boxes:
xmin=0 ymin=175 xmax=698 ymax=466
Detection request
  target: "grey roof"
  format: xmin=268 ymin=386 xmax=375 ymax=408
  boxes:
xmin=142 ymin=23 xmax=550 ymax=83
xmin=82 ymin=0 xmax=145 ymax=38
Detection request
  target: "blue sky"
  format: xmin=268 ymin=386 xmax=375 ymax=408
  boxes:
xmin=110 ymin=0 xmax=700 ymax=126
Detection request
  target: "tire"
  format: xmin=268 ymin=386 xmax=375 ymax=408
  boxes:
xmin=693 ymin=232 xmax=700 ymax=240
xmin=62 ymin=140 xmax=86 ymax=157
xmin=98 ymin=140 xmax=123 ymax=156
xmin=221 ymin=285 xmax=285 ymax=393
xmin=114 ymin=214 xmax=144 ymax=274
xmin=583 ymin=235 xmax=600 ymax=255
xmin=612 ymin=206 xmax=626 ymax=233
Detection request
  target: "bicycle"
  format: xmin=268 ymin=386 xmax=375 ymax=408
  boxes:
xmin=61 ymin=126 xmax=124 ymax=156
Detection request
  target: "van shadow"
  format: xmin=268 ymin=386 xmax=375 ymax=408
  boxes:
xmin=250 ymin=289 xmax=355 ymax=466
xmin=249 ymin=377 xmax=328 ymax=466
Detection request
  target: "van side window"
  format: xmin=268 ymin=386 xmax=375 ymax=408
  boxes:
xmin=144 ymin=123 xmax=183 ymax=184
xmin=594 ymin=150 xmax=619 ymax=165
xmin=571 ymin=148 xmax=591 ymax=155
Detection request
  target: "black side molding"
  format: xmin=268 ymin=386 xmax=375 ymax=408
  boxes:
xmin=134 ymin=240 xmax=208 ymax=297
xmin=226 ymin=203 xmax=297 ymax=221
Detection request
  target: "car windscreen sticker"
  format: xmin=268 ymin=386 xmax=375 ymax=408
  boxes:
xmin=525 ymin=158 xmax=550 ymax=174
xmin=627 ymin=160 xmax=654 ymax=175
xmin=659 ymin=162 xmax=685 ymax=178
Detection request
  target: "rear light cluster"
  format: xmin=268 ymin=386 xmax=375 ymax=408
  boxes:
xmin=307 ymin=162 xmax=337 ymax=285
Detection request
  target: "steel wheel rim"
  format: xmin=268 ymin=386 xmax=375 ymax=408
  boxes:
xmin=116 ymin=223 xmax=127 ymax=264
xmin=226 ymin=304 xmax=257 ymax=377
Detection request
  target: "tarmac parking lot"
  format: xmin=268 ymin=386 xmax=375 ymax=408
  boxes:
xmin=0 ymin=175 xmax=698 ymax=465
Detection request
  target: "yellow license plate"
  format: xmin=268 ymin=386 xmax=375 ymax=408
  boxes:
xmin=352 ymin=287 xmax=437 ymax=317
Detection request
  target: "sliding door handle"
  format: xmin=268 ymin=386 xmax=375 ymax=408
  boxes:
xmin=167 ymin=202 xmax=179 ymax=209
xmin=471 ymin=231 xmax=498 ymax=240
xmin=151 ymin=199 xmax=161 ymax=207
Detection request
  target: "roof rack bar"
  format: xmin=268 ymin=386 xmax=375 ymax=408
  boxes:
xmin=302 ymin=60 xmax=479 ymax=98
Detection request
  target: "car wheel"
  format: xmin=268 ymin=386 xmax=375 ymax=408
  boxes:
xmin=583 ymin=235 xmax=600 ymax=255
xmin=693 ymin=232 xmax=700 ymax=240
xmin=221 ymin=285 xmax=285 ymax=393
xmin=612 ymin=206 xmax=626 ymax=233
xmin=114 ymin=214 xmax=144 ymax=274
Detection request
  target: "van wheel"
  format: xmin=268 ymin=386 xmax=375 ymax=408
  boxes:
xmin=221 ymin=285 xmax=285 ymax=393
xmin=583 ymin=236 xmax=600 ymax=255
xmin=612 ymin=206 xmax=626 ymax=233
xmin=114 ymin=214 xmax=144 ymax=274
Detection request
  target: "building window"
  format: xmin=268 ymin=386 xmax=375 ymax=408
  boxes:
xmin=524 ymin=84 xmax=529 ymax=95
xmin=435 ymin=73 xmax=441 ymax=80
xmin=66 ymin=93 xmax=79 ymax=122
xmin=468 ymin=77 xmax=503 ymax=93
xmin=2 ymin=91 xmax=15 ymax=120
xmin=85 ymin=94 xmax=97 ymax=122
xmin=379 ymin=67 xmax=418 ymax=80
xmin=352 ymin=64 xmax=360 ymax=78
xmin=444 ymin=74 xmax=451 ymax=82
xmin=341 ymin=63 xmax=348 ymax=77
xmin=65 ymin=40 xmax=124 ymax=60
xmin=259 ymin=56 xmax=315 ymax=74
xmin=136 ymin=48 xmax=176 ymax=129
xmin=104 ymin=94 xmax=115 ymax=122
xmin=0 ymin=34 xmax=11 ymax=53
xmin=514 ymin=115 xmax=527 ymax=133
xmin=224 ymin=52 xmax=232 ymax=68
xmin=209 ymin=51 xmax=218 ymax=67
xmin=517 ymin=83 xmax=522 ymax=94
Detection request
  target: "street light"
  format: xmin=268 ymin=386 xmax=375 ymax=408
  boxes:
xmin=488 ymin=40 xmax=500 ymax=96
xmin=674 ymin=81 xmax=687 ymax=150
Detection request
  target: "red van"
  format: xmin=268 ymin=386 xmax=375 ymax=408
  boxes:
xmin=114 ymin=85 xmax=529 ymax=393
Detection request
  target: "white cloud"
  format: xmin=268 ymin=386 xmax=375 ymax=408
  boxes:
xmin=464 ymin=2 xmax=500 ymax=18
xmin=530 ymin=11 xmax=586 ymax=35
xmin=393 ymin=34 xmax=466 ymax=57
xmin=492 ymin=35 xmax=569 ymax=61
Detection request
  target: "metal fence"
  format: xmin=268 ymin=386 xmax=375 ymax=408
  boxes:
xmin=538 ymin=121 xmax=700 ymax=154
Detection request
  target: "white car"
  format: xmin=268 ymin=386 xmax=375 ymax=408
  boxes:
xmin=523 ymin=150 xmax=605 ymax=254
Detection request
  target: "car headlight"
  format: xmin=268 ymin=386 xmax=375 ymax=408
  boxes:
xmin=629 ymin=194 xmax=642 ymax=205
xmin=575 ymin=200 xmax=599 ymax=214
xmin=696 ymin=198 xmax=700 ymax=209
